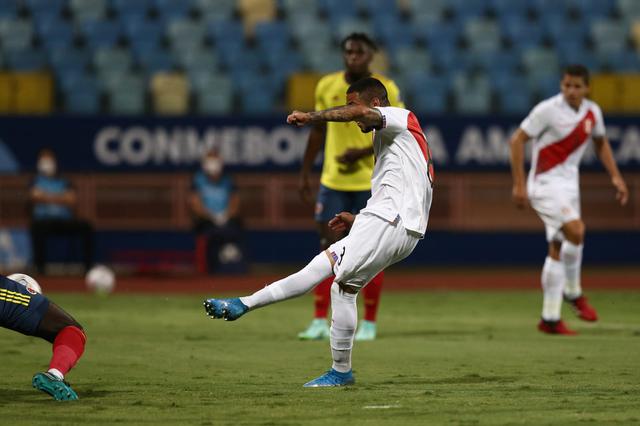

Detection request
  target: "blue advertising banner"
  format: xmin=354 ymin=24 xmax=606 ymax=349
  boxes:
xmin=0 ymin=115 xmax=639 ymax=173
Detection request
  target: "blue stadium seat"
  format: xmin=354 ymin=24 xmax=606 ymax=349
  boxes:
xmin=81 ymin=20 xmax=122 ymax=48
xmin=0 ymin=19 xmax=34 ymax=51
xmin=111 ymin=0 xmax=153 ymax=18
xmin=155 ymin=0 xmax=193 ymax=20
xmin=358 ymin=0 xmax=400 ymax=18
xmin=93 ymin=47 xmax=134 ymax=74
xmin=521 ymin=48 xmax=559 ymax=78
xmin=49 ymin=47 xmax=90 ymax=74
xmin=489 ymin=0 xmax=530 ymax=18
xmin=303 ymin=47 xmax=343 ymax=73
xmin=5 ymin=49 xmax=47 ymax=70
xmin=254 ymin=21 xmax=291 ymax=52
xmin=448 ymin=0 xmax=490 ymax=20
xmin=136 ymin=48 xmax=175 ymax=73
xmin=281 ymin=0 xmax=319 ymax=19
xmin=332 ymin=18 xmax=373 ymax=42
xmin=530 ymin=0 xmax=570 ymax=20
xmin=544 ymin=16 xmax=588 ymax=46
xmin=320 ymin=0 xmax=358 ymax=22
xmin=526 ymin=74 xmax=559 ymax=99
xmin=25 ymin=0 xmax=66 ymax=17
xmin=568 ymin=0 xmax=614 ymax=20
xmin=555 ymin=41 xmax=599 ymax=70
xmin=391 ymin=47 xmax=432 ymax=74
xmin=287 ymin=14 xmax=330 ymax=44
xmin=464 ymin=18 xmax=502 ymax=52
xmin=497 ymin=88 xmax=531 ymax=114
xmin=208 ymin=20 xmax=245 ymax=44
xmin=123 ymin=18 xmax=164 ymax=47
xmin=500 ymin=16 xmax=544 ymax=49
xmin=0 ymin=0 xmax=19 ymax=18
xmin=452 ymin=72 xmax=491 ymax=114
xmin=69 ymin=0 xmax=108 ymax=22
xmin=173 ymin=48 xmax=218 ymax=73
xmin=375 ymin=18 xmax=416 ymax=49
xmin=194 ymin=83 xmax=234 ymax=114
xmin=414 ymin=21 xmax=459 ymax=48
xmin=428 ymin=44 xmax=466 ymax=74
xmin=405 ymin=72 xmax=450 ymax=114
xmin=63 ymin=78 xmax=101 ymax=114
xmin=194 ymin=0 xmax=236 ymax=21
xmin=590 ymin=19 xmax=629 ymax=53
xmin=595 ymin=51 xmax=640 ymax=72
xmin=618 ymin=0 xmax=640 ymax=21
xmin=104 ymin=73 xmax=147 ymax=114
xmin=167 ymin=19 xmax=206 ymax=50
xmin=37 ymin=18 xmax=75 ymax=49
xmin=406 ymin=0 xmax=447 ymax=24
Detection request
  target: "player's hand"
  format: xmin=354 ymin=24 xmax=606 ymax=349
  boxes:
xmin=512 ymin=184 xmax=528 ymax=209
xmin=336 ymin=148 xmax=364 ymax=164
xmin=329 ymin=212 xmax=355 ymax=233
xmin=287 ymin=111 xmax=312 ymax=127
xmin=612 ymin=175 xmax=629 ymax=206
xmin=298 ymin=173 xmax=313 ymax=205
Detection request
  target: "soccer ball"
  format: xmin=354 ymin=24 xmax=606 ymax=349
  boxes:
xmin=8 ymin=273 xmax=43 ymax=295
xmin=85 ymin=265 xmax=116 ymax=294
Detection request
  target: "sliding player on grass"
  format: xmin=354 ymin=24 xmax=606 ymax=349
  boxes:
xmin=509 ymin=65 xmax=628 ymax=335
xmin=1 ymin=274 xmax=87 ymax=400
xmin=203 ymin=78 xmax=434 ymax=386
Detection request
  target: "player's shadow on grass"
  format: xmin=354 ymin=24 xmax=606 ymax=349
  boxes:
xmin=0 ymin=388 xmax=43 ymax=403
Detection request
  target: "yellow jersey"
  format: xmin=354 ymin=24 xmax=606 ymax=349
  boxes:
xmin=314 ymin=71 xmax=404 ymax=191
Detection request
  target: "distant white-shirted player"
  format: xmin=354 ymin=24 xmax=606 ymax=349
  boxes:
xmin=203 ymin=77 xmax=434 ymax=386
xmin=509 ymin=65 xmax=629 ymax=335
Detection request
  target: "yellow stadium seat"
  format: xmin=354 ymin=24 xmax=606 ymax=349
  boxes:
xmin=619 ymin=74 xmax=640 ymax=113
xmin=0 ymin=73 xmax=12 ymax=113
xmin=286 ymin=72 xmax=322 ymax=111
xmin=238 ymin=0 xmax=276 ymax=36
xmin=14 ymin=72 xmax=53 ymax=114
xmin=590 ymin=74 xmax=619 ymax=113
xmin=150 ymin=72 xmax=190 ymax=115
xmin=370 ymin=49 xmax=390 ymax=75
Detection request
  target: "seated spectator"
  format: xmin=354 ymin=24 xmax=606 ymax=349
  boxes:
xmin=29 ymin=149 xmax=94 ymax=274
xmin=189 ymin=150 xmax=244 ymax=273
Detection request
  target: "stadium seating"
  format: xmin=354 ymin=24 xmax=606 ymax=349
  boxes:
xmin=0 ymin=0 xmax=636 ymax=114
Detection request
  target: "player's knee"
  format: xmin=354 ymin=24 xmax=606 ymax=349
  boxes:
xmin=564 ymin=220 xmax=585 ymax=244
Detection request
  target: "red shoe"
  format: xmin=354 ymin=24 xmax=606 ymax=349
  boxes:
xmin=537 ymin=319 xmax=578 ymax=335
xmin=566 ymin=295 xmax=598 ymax=322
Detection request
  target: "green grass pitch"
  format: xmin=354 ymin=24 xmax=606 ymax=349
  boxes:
xmin=1 ymin=291 xmax=639 ymax=425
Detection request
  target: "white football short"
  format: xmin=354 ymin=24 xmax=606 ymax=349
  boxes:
xmin=327 ymin=212 xmax=421 ymax=290
xmin=529 ymin=188 xmax=581 ymax=242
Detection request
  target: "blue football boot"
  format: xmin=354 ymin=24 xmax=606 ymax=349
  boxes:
xmin=203 ymin=298 xmax=249 ymax=321
xmin=303 ymin=369 xmax=355 ymax=387
xmin=32 ymin=372 xmax=79 ymax=401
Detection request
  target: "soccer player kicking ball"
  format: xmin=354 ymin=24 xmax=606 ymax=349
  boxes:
xmin=204 ymin=78 xmax=434 ymax=387
xmin=1 ymin=274 xmax=87 ymax=400
xmin=509 ymin=65 xmax=629 ymax=335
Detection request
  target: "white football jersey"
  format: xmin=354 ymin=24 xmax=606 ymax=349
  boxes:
xmin=521 ymin=94 xmax=605 ymax=194
xmin=359 ymin=106 xmax=434 ymax=236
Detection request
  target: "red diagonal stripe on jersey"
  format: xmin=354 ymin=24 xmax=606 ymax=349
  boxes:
xmin=535 ymin=110 xmax=595 ymax=175
xmin=407 ymin=112 xmax=435 ymax=183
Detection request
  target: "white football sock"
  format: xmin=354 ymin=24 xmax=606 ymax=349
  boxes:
xmin=240 ymin=252 xmax=332 ymax=309
xmin=330 ymin=283 xmax=357 ymax=373
xmin=561 ymin=241 xmax=583 ymax=299
xmin=48 ymin=368 xmax=64 ymax=380
xmin=541 ymin=256 xmax=565 ymax=321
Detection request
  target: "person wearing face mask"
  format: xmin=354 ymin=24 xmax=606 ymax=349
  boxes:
xmin=29 ymin=148 xmax=94 ymax=274
xmin=189 ymin=149 xmax=243 ymax=274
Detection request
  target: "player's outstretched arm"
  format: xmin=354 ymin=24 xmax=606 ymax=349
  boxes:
xmin=287 ymin=105 xmax=383 ymax=128
xmin=593 ymin=136 xmax=629 ymax=206
xmin=328 ymin=212 xmax=355 ymax=233
xmin=509 ymin=128 xmax=530 ymax=209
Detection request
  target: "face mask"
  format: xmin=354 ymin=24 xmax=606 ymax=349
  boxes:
xmin=38 ymin=158 xmax=56 ymax=176
xmin=203 ymin=158 xmax=223 ymax=176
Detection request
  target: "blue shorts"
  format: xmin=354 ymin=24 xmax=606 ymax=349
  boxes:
xmin=0 ymin=275 xmax=49 ymax=336
xmin=314 ymin=184 xmax=371 ymax=222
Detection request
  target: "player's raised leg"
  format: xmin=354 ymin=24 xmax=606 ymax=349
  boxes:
xmin=32 ymin=302 xmax=87 ymax=401
xmin=561 ymin=219 xmax=598 ymax=321
xmin=204 ymin=251 xmax=334 ymax=320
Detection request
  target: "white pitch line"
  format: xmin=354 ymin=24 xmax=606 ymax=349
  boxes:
xmin=363 ymin=404 xmax=402 ymax=409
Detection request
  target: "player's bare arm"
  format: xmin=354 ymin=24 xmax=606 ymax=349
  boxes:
xmin=287 ymin=105 xmax=383 ymax=128
xmin=336 ymin=147 xmax=374 ymax=164
xmin=299 ymin=122 xmax=326 ymax=204
xmin=328 ymin=211 xmax=355 ymax=233
xmin=592 ymin=136 xmax=629 ymax=206
xmin=509 ymin=128 xmax=530 ymax=209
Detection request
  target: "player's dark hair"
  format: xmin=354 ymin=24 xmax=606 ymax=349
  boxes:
xmin=340 ymin=32 xmax=378 ymax=52
xmin=347 ymin=77 xmax=389 ymax=104
xmin=563 ymin=64 xmax=590 ymax=85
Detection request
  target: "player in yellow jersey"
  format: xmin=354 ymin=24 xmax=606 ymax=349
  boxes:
xmin=297 ymin=33 xmax=404 ymax=341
